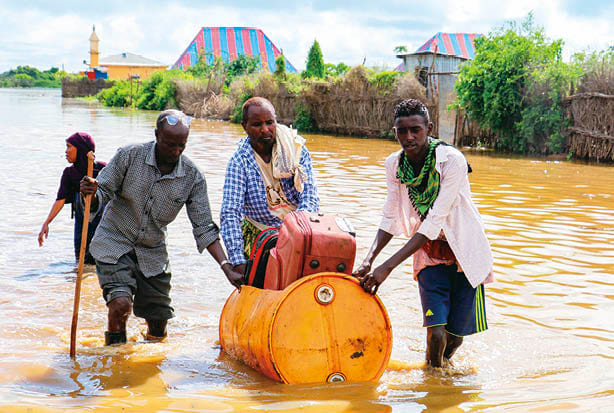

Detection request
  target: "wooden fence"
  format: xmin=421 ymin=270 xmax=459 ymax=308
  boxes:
xmin=566 ymin=92 xmax=614 ymax=162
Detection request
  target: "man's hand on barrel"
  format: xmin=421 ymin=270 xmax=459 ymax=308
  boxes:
xmin=352 ymin=261 xmax=371 ymax=279
xmin=221 ymin=263 xmax=244 ymax=290
xmin=358 ymin=265 xmax=392 ymax=295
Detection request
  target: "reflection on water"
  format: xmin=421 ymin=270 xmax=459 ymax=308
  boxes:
xmin=0 ymin=88 xmax=613 ymax=412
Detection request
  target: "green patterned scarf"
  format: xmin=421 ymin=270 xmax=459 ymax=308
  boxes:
xmin=397 ymin=138 xmax=441 ymax=220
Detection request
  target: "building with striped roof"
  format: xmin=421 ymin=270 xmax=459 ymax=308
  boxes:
xmin=173 ymin=27 xmax=296 ymax=73
xmin=395 ymin=32 xmax=483 ymax=143
xmin=414 ymin=32 xmax=482 ymax=59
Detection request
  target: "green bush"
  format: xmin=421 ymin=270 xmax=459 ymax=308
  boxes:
xmin=278 ymin=73 xmax=306 ymax=94
xmin=187 ymin=51 xmax=260 ymax=88
xmin=97 ymin=80 xmax=131 ymax=107
xmin=455 ymin=13 xmax=576 ymax=154
xmin=231 ymin=92 xmax=252 ymax=124
xmin=137 ymin=71 xmax=170 ymax=110
xmin=13 ymin=73 xmax=33 ymax=87
xmin=186 ymin=51 xmax=217 ymax=78
xmin=294 ymin=104 xmax=315 ymax=132
xmin=517 ymin=60 xmax=581 ymax=154
xmin=369 ymin=71 xmax=402 ymax=94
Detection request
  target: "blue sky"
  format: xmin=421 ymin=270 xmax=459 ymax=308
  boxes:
xmin=0 ymin=0 xmax=612 ymax=73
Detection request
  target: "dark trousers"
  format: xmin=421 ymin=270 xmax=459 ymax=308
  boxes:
xmin=73 ymin=193 xmax=103 ymax=264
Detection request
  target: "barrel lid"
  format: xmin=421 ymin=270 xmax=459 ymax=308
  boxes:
xmin=269 ymin=272 xmax=392 ymax=384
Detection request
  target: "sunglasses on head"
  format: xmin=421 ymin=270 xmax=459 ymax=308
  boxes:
xmin=162 ymin=114 xmax=192 ymax=127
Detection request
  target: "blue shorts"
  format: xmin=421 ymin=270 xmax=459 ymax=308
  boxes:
xmin=418 ymin=264 xmax=487 ymax=336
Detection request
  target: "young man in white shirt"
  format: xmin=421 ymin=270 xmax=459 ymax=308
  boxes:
xmin=354 ymin=99 xmax=494 ymax=368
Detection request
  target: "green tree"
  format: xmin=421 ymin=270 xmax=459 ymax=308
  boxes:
xmin=275 ymin=55 xmax=287 ymax=79
xmin=455 ymin=13 xmax=572 ymax=153
xmin=187 ymin=50 xmax=261 ymax=87
xmin=226 ymin=54 xmax=261 ymax=82
xmin=324 ymin=62 xmax=350 ymax=78
xmin=0 ymin=65 xmax=66 ymax=88
xmin=303 ymin=40 xmax=325 ymax=79
xmin=14 ymin=73 xmax=33 ymax=87
xmin=186 ymin=49 xmax=217 ymax=78
xmin=394 ymin=45 xmax=408 ymax=54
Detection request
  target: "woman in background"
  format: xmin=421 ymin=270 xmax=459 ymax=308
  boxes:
xmin=38 ymin=132 xmax=106 ymax=264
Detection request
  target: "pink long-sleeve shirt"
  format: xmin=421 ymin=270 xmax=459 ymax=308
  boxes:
xmin=379 ymin=146 xmax=494 ymax=288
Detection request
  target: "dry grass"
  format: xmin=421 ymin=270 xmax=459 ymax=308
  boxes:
xmin=253 ymin=74 xmax=297 ymax=125
xmin=300 ymin=66 xmax=435 ymax=137
xmin=175 ymin=78 xmax=234 ymax=119
xmin=177 ymin=67 xmax=437 ymax=137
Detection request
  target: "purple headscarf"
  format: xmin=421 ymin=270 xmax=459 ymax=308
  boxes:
xmin=66 ymin=132 xmax=96 ymax=176
xmin=56 ymin=132 xmax=105 ymax=202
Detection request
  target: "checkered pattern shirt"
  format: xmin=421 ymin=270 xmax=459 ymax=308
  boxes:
xmin=220 ymin=137 xmax=319 ymax=266
xmin=89 ymin=141 xmax=220 ymax=277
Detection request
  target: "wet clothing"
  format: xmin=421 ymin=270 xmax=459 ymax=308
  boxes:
xmin=380 ymin=144 xmax=492 ymax=335
xmin=56 ymin=132 xmax=106 ymax=263
xmin=418 ymin=264 xmax=487 ymax=336
xmin=89 ymin=141 xmax=220 ymax=278
xmin=221 ymin=137 xmax=319 ymax=267
xmin=56 ymin=162 xmax=106 ymax=203
xmin=96 ymin=250 xmax=174 ymax=320
xmin=73 ymin=193 xmax=103 ymax=264
xmin=380 ymin=145 xmax=494 ymax=288
xmin=58 ymin=163 xmax=106 ymax=264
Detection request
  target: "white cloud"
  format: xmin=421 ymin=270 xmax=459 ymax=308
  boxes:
xmin=539 ymin=6 xmax=613 ymax=57
xmin=0 ymin=1 xmax=612 ymax=73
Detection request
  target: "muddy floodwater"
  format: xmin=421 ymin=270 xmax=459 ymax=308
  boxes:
xmin=1 ymin=88 xmax=612 ymax=412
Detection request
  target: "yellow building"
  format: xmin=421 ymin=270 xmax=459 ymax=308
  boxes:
xmin=87 ymin=26 xmax=167 ymax=81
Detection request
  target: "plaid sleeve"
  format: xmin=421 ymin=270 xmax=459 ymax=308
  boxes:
xmin=220 ymin=155 xmax=248 ymax=266
xmin=297 ymin=146 xmax=320 ymax=212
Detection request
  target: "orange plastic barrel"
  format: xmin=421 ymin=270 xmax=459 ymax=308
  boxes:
xmin=219 ymin=272 xmax=392 ymax=384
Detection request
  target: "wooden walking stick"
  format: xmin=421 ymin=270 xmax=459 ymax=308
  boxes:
xmin=70 ymin=151 xmax=95 ymax=358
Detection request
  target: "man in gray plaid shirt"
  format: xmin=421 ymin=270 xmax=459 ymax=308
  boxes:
xmin=80 ymin=109 xmax=244 ymax=346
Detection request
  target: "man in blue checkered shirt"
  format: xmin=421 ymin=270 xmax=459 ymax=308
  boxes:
xmin=221 ymin=97 xmax=319 ymax=275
